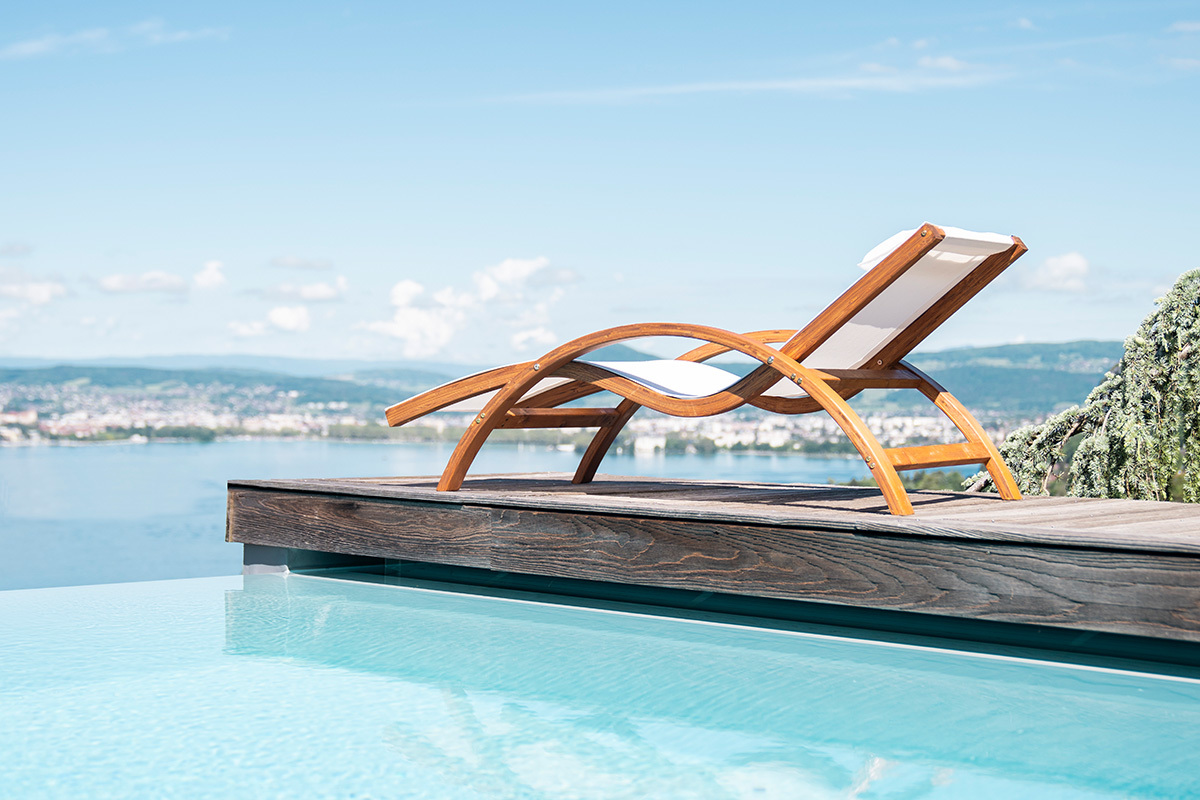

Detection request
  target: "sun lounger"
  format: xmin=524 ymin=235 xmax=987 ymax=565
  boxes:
xmin=385 ymin=223 xmax=1026 ymax=515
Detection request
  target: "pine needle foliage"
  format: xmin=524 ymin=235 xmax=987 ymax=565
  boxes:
xmin=973 ymin=269 xmax=1200 ymax=501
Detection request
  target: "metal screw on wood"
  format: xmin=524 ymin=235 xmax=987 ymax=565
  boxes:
xmin=533 ymin=364 xmax=540 ymax=371
xmin=476 ymin=413 xmax=486 ymax=424
xmin=767 ymin=356 xmax=774 ymax=365
xmin=876 ymin=359 xmax=883 ymax=366
xmin=921 ymin=229 xmax=928 ymax=237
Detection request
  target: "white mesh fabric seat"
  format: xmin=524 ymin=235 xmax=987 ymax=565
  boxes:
xmin=583 ymin=225 xmax=1016 ymax=399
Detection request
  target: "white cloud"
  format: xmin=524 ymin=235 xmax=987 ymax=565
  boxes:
xmin=99 ymin=270 xmax=187 ymax=293
xmin=0 ymin=269 xmax=67 ymax=305
xmin=912 ymin=39 xmax=930 ymax=50
xmin=859 ymin=62 xmax=897 ymax=74
xmin=0 ymin=266 xmax=66 ymax=305
xmin=193 ymin=260 xmax=226 ymax=289
xmin=1168 ymin=58 xmax=1200 ymax=70
xmin=474 ymin=256 xmax=550 ymax=301
xmin=1025 ymin=252 xmax=1089 ymax=292
xmin=271 ymin=256 xmax=333 ymax=270
xmin=0 ymin=20 xmax=226 ymax=61
xmin=267 ymin=305 xmax=310 ymax=332
xmin=917 ymin=55 xmax=968 ymax=71
xmin=365 ymin=303 xmax=464 ymax=358
xmin=511 ymin=327 xmax=558 ymax=352
xmin=267 ymin=275 xmax=347 ymax=301
xmin=1016 ymin=18 xmax=1037 ymax=30
xmin=389 ymin=279 xmax=424 ymax=307
xmin=229 ymin=320 xmax=267 ymax=337
xmin=365 ymin=256 xmax=574 ymax=358
xmin=1168 ymin=21 xmax=1200 ymax=33
xmin=2 ymin=282 xmax=65 ymax=305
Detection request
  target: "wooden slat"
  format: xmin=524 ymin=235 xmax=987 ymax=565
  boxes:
xmin=384 ymin=363 xmax=530 ymax=427
xmin=497 ymin=407 xmax=619 ymax=429
xmin=886 ymin=442 xmax=992 ymax=471
xmin=812 ymin=368 xmax=923 ymax=388
xmin=229 ymin=475 xmax=1200 ymax=552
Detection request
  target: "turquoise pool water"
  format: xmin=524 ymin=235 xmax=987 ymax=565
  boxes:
xmin=3 ymin=574 xmax=1198 ymax=798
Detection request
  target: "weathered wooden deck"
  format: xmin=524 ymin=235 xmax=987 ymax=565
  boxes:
xmin=227 ymin=473 xmax=1200 ymax=648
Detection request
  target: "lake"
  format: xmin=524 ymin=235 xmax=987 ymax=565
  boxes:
xmin=0 ymin=440 xmax=871 ymax=590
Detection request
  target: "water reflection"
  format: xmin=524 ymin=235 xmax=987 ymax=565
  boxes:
xmin=227 ymin=574 xmax=1200 ymax=798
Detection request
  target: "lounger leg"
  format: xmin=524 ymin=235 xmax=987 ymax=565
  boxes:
xmin=797 ymin=374 xmax=914 ymax=516
xmin=572 ymin=399 xmax=641 ymax=484
xmin=438 ymin=368 xmax=544 ymax=491
xmin=903 ymin=362 xmax=1021 ymax=500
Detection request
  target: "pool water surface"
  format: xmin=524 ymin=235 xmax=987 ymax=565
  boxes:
xmin=2 ymin=574 xmax=1198 ymax=798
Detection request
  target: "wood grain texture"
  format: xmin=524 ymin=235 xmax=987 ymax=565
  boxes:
xmin=230 ymin=474 xmax=1200 ymax=553
xmin=886 ymin=442 xmax=990 ymax=470
xmin=384 ymin=363 xmax=530 ymax=426
xmin=497 ymin=407 xmax=618 ymax=429
xmin=227 ymin=475 xmax=1200 ymax=642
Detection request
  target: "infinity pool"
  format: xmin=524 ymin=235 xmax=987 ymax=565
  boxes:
xmin=2 ymin=574 xmax=1198 ymax=798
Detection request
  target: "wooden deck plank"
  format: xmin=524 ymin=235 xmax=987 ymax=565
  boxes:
xmin=226 ymin=474 xmax=1200 ymax=643
xmin=232 ymin=474 xmax=1200 ymax=554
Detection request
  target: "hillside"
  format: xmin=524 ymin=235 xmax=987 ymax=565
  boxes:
xmin=0 ymin=340 xmax=1126 ymax=419
xmin=0 ymin=365 xmax=400 ymax=407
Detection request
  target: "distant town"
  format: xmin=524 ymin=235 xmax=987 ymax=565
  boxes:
xmin=0 ymin=381 xmax=1027 ymax=455
xmin=1 ymin=339 xmax=1122 ymax=455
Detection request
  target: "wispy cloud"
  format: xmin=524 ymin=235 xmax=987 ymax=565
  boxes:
xmin=193 ymin=260 xmax=226 ymax=289
xmin=270 ymin=256 xmax=334 ymax=271
xmin=496 ymin=67 xmax=1003 ymax=104
xmin=1167 ymin=57 xmax=1200 ymax=70
xmin=917 ymin=55 xmax=969 ymax=71
xmin=1168 ymin=21 xmax=1200 ymax=33
xmin=1024 ymin=252 xmax=1089 ymax=293
xmin=229 ymin=306 xmax=312 ymax=337
xmin=98 ymin=270 xmax=187 ymax=294
xmin=0 ymin=20 xmax=227 ymax=61
xmin=267 ymin=306 xmax=310 ymax=332
xmin=0 ymin=267 xmax=66 ymax=305
xmin=262 ymin=276 xmax=348 ymax=302
xmin=228 ymin=320 xmax=267 ymax=337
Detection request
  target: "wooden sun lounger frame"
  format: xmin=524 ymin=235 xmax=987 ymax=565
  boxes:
xmin=385 ymin=224 xmax=1027 ymax=516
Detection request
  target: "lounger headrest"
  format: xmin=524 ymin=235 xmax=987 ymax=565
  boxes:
xmin=858 ymin=224 xmax=1016 ymax=271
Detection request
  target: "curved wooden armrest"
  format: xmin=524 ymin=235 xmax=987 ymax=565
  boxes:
xmin=677 ymin=329 xmax=798 ymax=363
xmin=384 ymin=362 xmax=530 ymax=426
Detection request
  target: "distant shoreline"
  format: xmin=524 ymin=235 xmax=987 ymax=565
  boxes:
xmin=0 ymin=435 xmax=863 ymax=459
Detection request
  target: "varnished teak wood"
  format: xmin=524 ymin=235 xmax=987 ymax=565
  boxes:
xmin=384 ymin=225 xmax=1027 ymax=515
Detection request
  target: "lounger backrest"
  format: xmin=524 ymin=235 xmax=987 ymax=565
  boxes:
xmin=786 ymin=225 xmax=1022 ymax=370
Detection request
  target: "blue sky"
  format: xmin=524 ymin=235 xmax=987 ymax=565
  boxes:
xmin=1 ymin=2 xmax=1197 ymax=364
